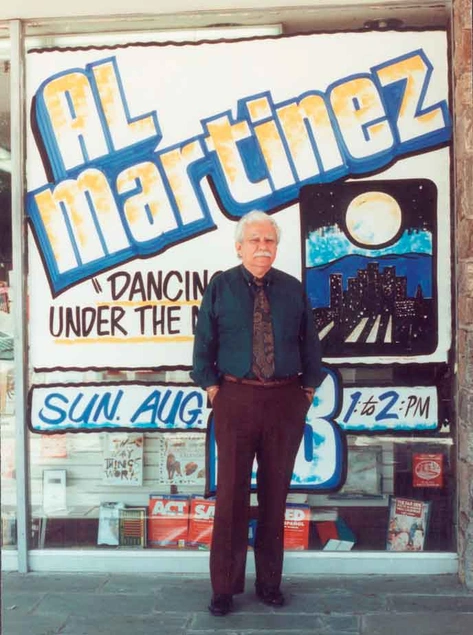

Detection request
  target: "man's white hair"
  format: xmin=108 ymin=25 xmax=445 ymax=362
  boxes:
xmin=234 ymin=210 xmax=281 ymax=245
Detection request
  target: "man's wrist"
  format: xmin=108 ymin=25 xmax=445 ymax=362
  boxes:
xmin=303 ymin=387 xmax=315 ymax=401
xmin=205 ymin=385 xmax=220 ymax=406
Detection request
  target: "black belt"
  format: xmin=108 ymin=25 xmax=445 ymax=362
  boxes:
xmin=223 ymin=374 xmax=299 ymax=388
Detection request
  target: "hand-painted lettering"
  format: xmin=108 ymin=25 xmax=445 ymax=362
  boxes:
xmin=30 ymin=384 xmax=209 ymax=432
xmin=374 ymin=51 xmax=451 ymax=150
xmin=28 ymin=50 xmax=451 ymax=294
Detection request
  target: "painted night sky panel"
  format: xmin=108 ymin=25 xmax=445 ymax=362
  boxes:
xmin=300 ymin=179 xmax=438 ymax=358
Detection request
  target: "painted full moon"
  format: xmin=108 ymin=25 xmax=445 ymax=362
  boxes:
xmin=345 ymin=191 xmax=402 ymax=246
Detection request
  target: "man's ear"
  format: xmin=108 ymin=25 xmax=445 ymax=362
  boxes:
xmin=235 ymin=242 xmax=242 ymax=258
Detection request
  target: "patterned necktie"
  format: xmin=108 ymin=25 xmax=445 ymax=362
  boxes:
xmin=252 ymin=278 xmax=275 ymax=380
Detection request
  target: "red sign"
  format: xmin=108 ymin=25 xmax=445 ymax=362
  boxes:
xmin=413 ymin=453 xmax=443 ymax=488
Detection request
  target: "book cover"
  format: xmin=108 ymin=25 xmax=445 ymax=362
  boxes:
xmin=283 ymin=504 xmax=311 ymax=550
xmin=97 ymin=502 xmax=124 ymax=546
xmin=102 ymin=434 xmax=143 ymax=486
xmin=148 ymin=494 xmax=189 ymax=548
xmin=187 ymin=497 xmax=215 ymax=549
xmin=119 ymin=506 xmax=147 ymax=547
xmin=316 ymin=518 xmax=356 ymax=551
xmin=156 ymin=433 xmax=206 ymax=486
xmin=386 ymin=496 xmax=431 ymax=551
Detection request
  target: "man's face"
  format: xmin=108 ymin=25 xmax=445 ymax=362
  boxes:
xmin=236 ymin=220 xmax=278 ymax=276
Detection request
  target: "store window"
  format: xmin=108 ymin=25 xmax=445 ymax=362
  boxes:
xmin=23 ymin=23 xmax=455 ymax=557
xmin=0 ymin=37 xmax=16 ymax=550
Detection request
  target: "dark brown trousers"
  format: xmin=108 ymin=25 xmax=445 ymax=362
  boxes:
xmin=210 ymin=378 xmax=309 ymax=595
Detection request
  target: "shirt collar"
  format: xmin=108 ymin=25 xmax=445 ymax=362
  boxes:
xmin=240 ymin=265 xmax=273 ymax=287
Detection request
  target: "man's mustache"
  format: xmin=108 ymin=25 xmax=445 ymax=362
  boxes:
xmin=254 ymin=251 xmax=272 ymax=257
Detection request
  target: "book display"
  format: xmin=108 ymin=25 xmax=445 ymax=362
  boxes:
xmin=35 ymin=439 xmax=451 ymax=552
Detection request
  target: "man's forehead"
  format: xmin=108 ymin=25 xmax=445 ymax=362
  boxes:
xmin=243 ymin=222 xmax=277 ymax=238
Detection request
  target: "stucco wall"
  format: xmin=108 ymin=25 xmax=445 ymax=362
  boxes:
xmin=454 ymin=0 xmax=473 ymax=589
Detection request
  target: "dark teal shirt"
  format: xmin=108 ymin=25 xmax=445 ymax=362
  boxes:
xmin=191 ymin=265 xmax=323 ymax=389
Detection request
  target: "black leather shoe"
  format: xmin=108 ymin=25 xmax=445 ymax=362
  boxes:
xmin=255 ymin=582 xmax=285 ymax=607
xmin=208 ymin=594 xmax=233 ymax=616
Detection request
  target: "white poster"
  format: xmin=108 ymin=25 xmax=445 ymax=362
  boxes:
xmin=102 ymin=433 xmax=143 ymax=486
xmin=156 ymin=433 xmax=206 ymax=485
xmin=25 ymin=31 xmax=451 ymax=371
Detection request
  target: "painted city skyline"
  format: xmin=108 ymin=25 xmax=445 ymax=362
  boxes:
xmin=300 ymin=179 xmax=438 ymax=358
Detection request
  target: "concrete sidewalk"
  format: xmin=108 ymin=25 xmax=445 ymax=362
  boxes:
xmin=1 ymin=572 xmax=473 ymax=635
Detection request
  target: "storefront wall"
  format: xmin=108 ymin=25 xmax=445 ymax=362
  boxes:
xmin=0 ymin=1 xmax=471 ymax=585
xmin=453 ymin=0 xmax=473 ymax=588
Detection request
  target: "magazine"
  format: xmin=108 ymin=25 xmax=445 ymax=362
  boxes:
xmin=386 ymin=496 xmax=431 ymax=551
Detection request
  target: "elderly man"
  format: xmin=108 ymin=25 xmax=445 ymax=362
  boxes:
xmin=191 ymin=210 xmax=322 ymax=616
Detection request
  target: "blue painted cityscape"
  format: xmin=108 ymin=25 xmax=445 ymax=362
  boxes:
xmin=300 ymin=180 xmax=437 ymax=357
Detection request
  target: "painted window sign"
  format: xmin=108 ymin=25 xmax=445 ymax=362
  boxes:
xmin=29 ymin=370 xmax=440 ymax=434
xmin=287 ymin=367 xmax=345 ymax=491
xmin=26 ymin=31 xmax=451 ymax=371
xmin=339 ymin=385 xmax=438 ymax=432
xmin=27 ymin=42 xmax=450 ymax=296
xmin=47 ymin=269 xmax=212 ymax=343
xmin=28 ymin=373 xmax=444 ymax=490
xmin=24 ymin=31 xmax=452 ymax=495
xmin=28 ymin=383 xmax=210 ymax=432
xmin=301 ymin=178 xmax=437 ymax=358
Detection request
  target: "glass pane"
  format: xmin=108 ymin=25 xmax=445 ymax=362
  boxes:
xmin=0 ymin=39 xmax=16 ymax=550
xmin=23 ymin=27 xmax=454 ymax=559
